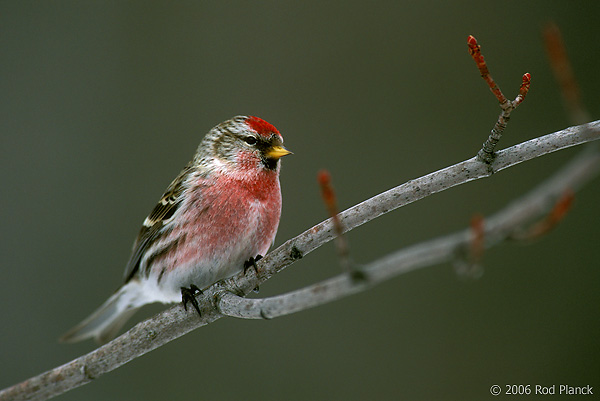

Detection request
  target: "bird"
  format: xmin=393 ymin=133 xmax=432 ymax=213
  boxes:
xmin=60 ymin=115 xmax=291 ymax=344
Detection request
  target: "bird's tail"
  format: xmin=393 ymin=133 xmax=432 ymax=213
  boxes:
xmin=60 ymin=282 xmax=143 ymax=344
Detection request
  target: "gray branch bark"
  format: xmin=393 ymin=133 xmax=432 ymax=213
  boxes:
xmin=1 ymin=120 xmax=599 ymax=401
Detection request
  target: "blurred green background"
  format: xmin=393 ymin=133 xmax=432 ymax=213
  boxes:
xmin=1 ymin=2 xmax=599 ymax=400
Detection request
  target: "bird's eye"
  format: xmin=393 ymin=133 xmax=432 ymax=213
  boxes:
xmin=243 ymin=136 xmax=257 ymax=145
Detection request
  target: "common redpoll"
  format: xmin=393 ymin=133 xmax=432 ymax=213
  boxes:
xmin=61 ymin=116 xmax=291 ymax=343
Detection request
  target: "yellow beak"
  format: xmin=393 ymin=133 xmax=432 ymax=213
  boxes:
xmin=266 ymin=145 xmax=293 ymax=159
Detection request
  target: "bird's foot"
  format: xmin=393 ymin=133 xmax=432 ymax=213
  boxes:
xmin=181 ymin=284 xmax=202 ymax=317
xmin=243 ymin=254 xmax=263 ymax=275
xmin=244 ymin=254 xmax=263 ymax=293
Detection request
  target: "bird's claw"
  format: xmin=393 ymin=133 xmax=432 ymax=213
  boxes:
xmin=243 ymin=254 xmax=263 ymax=275
xmin=181 ymin=284 xmax=202 ymax=317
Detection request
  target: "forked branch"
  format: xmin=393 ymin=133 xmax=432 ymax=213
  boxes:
xmin=468 ymin=35 xmax=532 ymax=163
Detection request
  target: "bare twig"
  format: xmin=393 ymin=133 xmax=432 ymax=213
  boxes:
xmin=467 ymin=35 xmax=509 ymax=104
xmin=510 ymin=188 xmax=575 ymax=241
xmin=317 ymin=169 xmax=361 ymax=279
xmin=468 ymin=35 xmax=532 ymax=163
xmin=543 ymin=22 xmax=589 ymax=124
xmin=452 ymin=213 xmax=485 ymax=278
xmin=469 ymin=214 xmax=485 ymax=267
xmin=1 ymin=120 xmax=598 ymax=401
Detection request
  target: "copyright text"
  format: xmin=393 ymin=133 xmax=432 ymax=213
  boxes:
xmin=490 ymin=384 xmax=594 ymax=396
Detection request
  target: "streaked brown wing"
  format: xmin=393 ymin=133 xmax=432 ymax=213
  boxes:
xmin=122 ymin=164 xmax=193 ymax=282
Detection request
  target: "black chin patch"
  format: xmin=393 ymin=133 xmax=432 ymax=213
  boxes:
xmin=258 ymin=135 xmax=283 ymax=170
xmin=261 ymin=157 xmax=279 ymax=170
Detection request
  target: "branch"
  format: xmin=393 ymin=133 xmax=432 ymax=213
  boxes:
xmin=1 ymin=120 xmax=599 ymax=401
xmin=219 ymin=144 xmax=600 ymax=319
xmin=467 ymin=35 xmax=532 ymax=163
